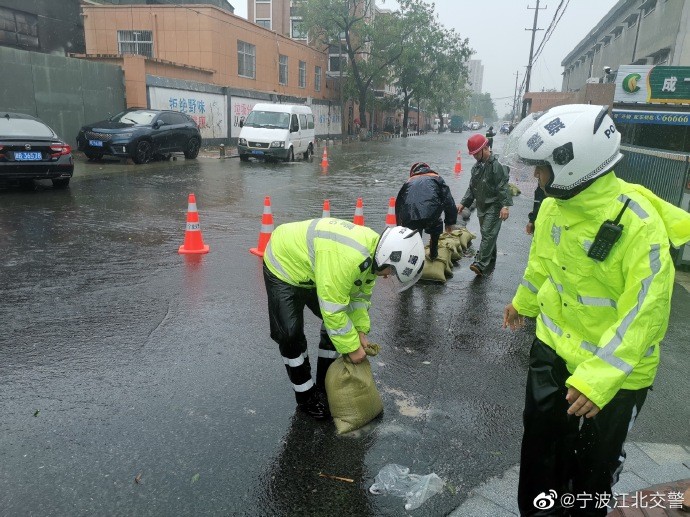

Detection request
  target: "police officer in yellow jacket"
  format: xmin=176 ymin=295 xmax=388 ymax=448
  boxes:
xmin=263 ymin=219 xmax=425 ymax=420
xmin=502 ymin=104 xmax=690 ymax=515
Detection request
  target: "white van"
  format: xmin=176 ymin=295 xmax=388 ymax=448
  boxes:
xmin=237 ymin=103 xmax=315 ymax=162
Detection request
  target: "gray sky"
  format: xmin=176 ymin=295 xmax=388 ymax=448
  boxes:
xmin=232 ymin=0 xmax=620 ymax=117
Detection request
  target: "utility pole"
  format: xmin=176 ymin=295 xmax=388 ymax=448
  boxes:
xmin=511 ymin=70 xmax=520 ymax=123
xmin=521 ymin=0 xmax=546 ymax=118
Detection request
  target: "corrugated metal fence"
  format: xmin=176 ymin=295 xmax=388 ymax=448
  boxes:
xmin=617 ymin=145 xmax=690 ymax=207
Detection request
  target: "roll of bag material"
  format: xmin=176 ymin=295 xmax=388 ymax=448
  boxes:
xmin=325 ymin=356 xmax=384 ymax=434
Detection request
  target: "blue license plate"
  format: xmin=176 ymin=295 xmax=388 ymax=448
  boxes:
xmin=14 ymin=152 xmax=42 ymax=161
xmin=252 ymin=150 xmax=265 ymax=155
xmin=89 ymin=140 xmax=103 ymax=147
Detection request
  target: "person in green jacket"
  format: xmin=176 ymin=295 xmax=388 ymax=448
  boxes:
xmin=502 ymin=104 xmax=690 ymax=516
xmin=263 ymin=219 xmax=425 ymax=420
xmin=457 ymin=133 xmax=512 ymax=275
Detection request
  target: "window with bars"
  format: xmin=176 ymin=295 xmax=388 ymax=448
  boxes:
xmin=298 ymin=60 xmax=306 ymax=88
xmin=117 ymin=30 xmax=153 ymax=57
xmin=314 ymin=66 xmax=322 ymax=91
xmin=238 ymin=40 xmax=256 ymax=79
xmin=279 ymin=55 xmax=288 ymax=85
xmin=0 ymin=7 xmax=38 ymax=48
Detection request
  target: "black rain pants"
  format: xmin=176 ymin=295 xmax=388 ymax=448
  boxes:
xmin=518 ymin=338 xmax=648 ymax=516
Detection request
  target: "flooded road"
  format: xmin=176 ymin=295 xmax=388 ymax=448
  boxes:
xmin=1 ymin=132 xmax=688 ymax=516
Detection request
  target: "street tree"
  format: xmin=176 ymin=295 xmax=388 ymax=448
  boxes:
xmin=299 ymin=0 xmax=414 ymax=138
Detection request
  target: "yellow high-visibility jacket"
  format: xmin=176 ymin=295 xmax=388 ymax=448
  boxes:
xmin=513 ymin=172 xmax=690 ymax=409
xmin=264 ymin=218 xmax=380 ymax=354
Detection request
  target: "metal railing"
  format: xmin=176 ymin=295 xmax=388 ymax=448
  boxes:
xmin=617 ymin=145 xmax=690 ymax=207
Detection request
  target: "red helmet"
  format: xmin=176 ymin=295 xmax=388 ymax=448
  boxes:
xmin=409 ymin=162 xmax=433 ymax=176
xmin=467 ymin=134 xmax=489 ymax=155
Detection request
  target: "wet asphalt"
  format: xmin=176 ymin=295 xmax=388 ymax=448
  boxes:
xmin=0 ymin=132 xmax=688 ymax=516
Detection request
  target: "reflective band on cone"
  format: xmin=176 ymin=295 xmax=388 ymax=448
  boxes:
xmin=353 ymin=197 xmax=364 ymax=226
xmin=385 ymin=197 xmax=396 ymax=227
xmin=321 ymin=147 xmax=329 ymax=168
xmin=250 ymin=196 xmax=274 ymax=257
xmin=178 ymin=193 xmax=210 ymax=254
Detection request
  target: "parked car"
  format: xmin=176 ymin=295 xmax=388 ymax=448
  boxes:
xmin=76 ymin=109 xmax=202 ymax=164
xmin=237 ymin=103 xmax=315 ymax=162
xmin=500 ymin=122 xmax=511 ymax=134
xmin=0 ymin=112 xmax=74 ymax=189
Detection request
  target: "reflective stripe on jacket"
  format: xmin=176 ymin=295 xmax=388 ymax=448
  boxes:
xmin=263 ymin=218 xmax=380 ymax=354
xmin=512 ymin=172 xmax=690 ymax=409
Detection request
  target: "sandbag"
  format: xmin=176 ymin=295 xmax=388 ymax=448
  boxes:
xmin=437 ymin=247 xmax=453 ymax=278
xmin=325 ymin=356 xmax=383 ymax=434
xmin=420 ymin=256 xmax=446 ymax=283
xmin=509 ymin=183 xmax=521 ymax=196
xmin=451 ymin=228 xmax=476 ymax=251
xmin=440 ymin=240 xmax=461 ymax=262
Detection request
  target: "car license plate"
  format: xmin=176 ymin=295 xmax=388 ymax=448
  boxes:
xmin=252 ymin=150 xmax=264 ymax=155
xmin=14 ymin=152 xmax=42 ymax=161
xmin=89 ymin=140 xmax=104 ymax=147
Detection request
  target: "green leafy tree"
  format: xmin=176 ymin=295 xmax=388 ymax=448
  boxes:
xmin=299 ymin=0 xmax=414 ymax=137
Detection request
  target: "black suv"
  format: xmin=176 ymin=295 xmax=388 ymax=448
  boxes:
xmin=77 ymin=109 xmax=202 ymax=164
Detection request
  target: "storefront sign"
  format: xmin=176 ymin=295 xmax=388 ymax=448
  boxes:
xmin=615 ymin=65 xmax=690 ymax=104
xmin=612 ymin=110 xmax=690 ymax=126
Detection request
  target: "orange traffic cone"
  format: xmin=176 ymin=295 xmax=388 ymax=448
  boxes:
xmin=353 ymin=197 xmax=365 ymax=226
xmin=321 ymin=147 xmax=329 ymax=168
xmin=250 ymin=196 xmax=274 ymax=257
xmin=322 ymin=199 xmax=331 ymax=218
xmin=385 ymin=197 xmax=397 ymax=227
xmin=178 ymin=193 xmax=210 ymax=254
xmin=454 ymin=151 xmax=463 ymax=173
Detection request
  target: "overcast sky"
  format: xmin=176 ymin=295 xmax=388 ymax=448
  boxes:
xmin=232 ymin=0 xmax=620 ymax=117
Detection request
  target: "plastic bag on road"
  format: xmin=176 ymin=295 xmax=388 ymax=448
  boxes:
xmin=369 ymin=464 xmax=445 ymax=511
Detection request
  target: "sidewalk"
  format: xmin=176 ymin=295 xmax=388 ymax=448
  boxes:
xmin=450 ymin=442 xmax=690 ymax=516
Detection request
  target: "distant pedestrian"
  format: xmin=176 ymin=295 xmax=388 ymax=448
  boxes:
xmin=485 ymin=126 xmax=497 ymax=150
xmin=263 ymin=219 xmax=425 ymax=420
xmin=502 ymin=104 xmax=690 ymax=515
xmin=395 ymin=162 xmax=458 ymax=260
xmin=456 ymin=134 xmax=512 ymax=275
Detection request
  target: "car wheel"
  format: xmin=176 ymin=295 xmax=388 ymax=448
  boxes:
xmin=303 ymin=145 xmax=312 ymax=161
xmin=132 ymin=140 xmax=153 ymax=164
xmin=52 ymin=178 xmax=70 ymax=189
xmin=184 ymin=137 xmax=201 ymax=159
xmin=284 ymin=147 xmax=294 ymax=162
xmin=239 ymin=154 xmax=250 ymax=162
xmin=85 ymin=151 xmax=103 ymax=161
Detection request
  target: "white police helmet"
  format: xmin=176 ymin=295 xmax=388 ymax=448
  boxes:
xmin=501 ymin=104 xmax=624 ymax=198
xmin=374 ymin=226 xmax=425 ymax=291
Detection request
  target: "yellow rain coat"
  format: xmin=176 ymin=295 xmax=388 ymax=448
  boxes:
xmin=264 ymin=218 xmax=380 ymax=355
xmin=512 ymin=172 xmax=690 ymax=409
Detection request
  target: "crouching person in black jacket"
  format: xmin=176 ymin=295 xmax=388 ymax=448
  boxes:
xmin=395 ymin=162 xmax=458 ymax=259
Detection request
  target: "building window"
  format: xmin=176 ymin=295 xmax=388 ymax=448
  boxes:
xmin=642 ymin=0 xmax=657 ymax=17
xmin=329 ymin=55 xmax=344 ymax=73
xmin=291 ymin=19 xmax=306 ymax=39
xmin=238 ymin=40 xmax=256 ymax=79
xmin=0 ymin=7 xmax=38 ymax=48
xmin=256 ymin=19 xmax=271 ymax=29
xmin=279 ymin=54 xmax=288 ymax=85
xmin=298 ymin=60 xmax=306 ymax=88
xmin=314 ymin=66 xmax=322 ymax=91
xmin=117 ymin=30 xmax=153 ymax=57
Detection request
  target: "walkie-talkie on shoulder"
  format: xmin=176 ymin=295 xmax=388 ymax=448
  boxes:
xmin=587 ymin=198 xmax=631 ymax=262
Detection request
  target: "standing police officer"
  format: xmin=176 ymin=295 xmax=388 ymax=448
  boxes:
xmin=502 ymin=104 xmax=690 ymax=515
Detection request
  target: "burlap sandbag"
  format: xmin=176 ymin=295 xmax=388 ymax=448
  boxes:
xmin=439 ymin=234 xmax=462 ymax=261
xmin=437 ymin=246 xmax=453 ymax=278
xmin=325 ymin=356 xmax=383 ymax=434
xmin=509 ymin=183 xmax=521 ymax=196
xmin=451 ymin=228 xmax=476 ymax=251
xmin=420 ymin=256 xmax=447 ymax=283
